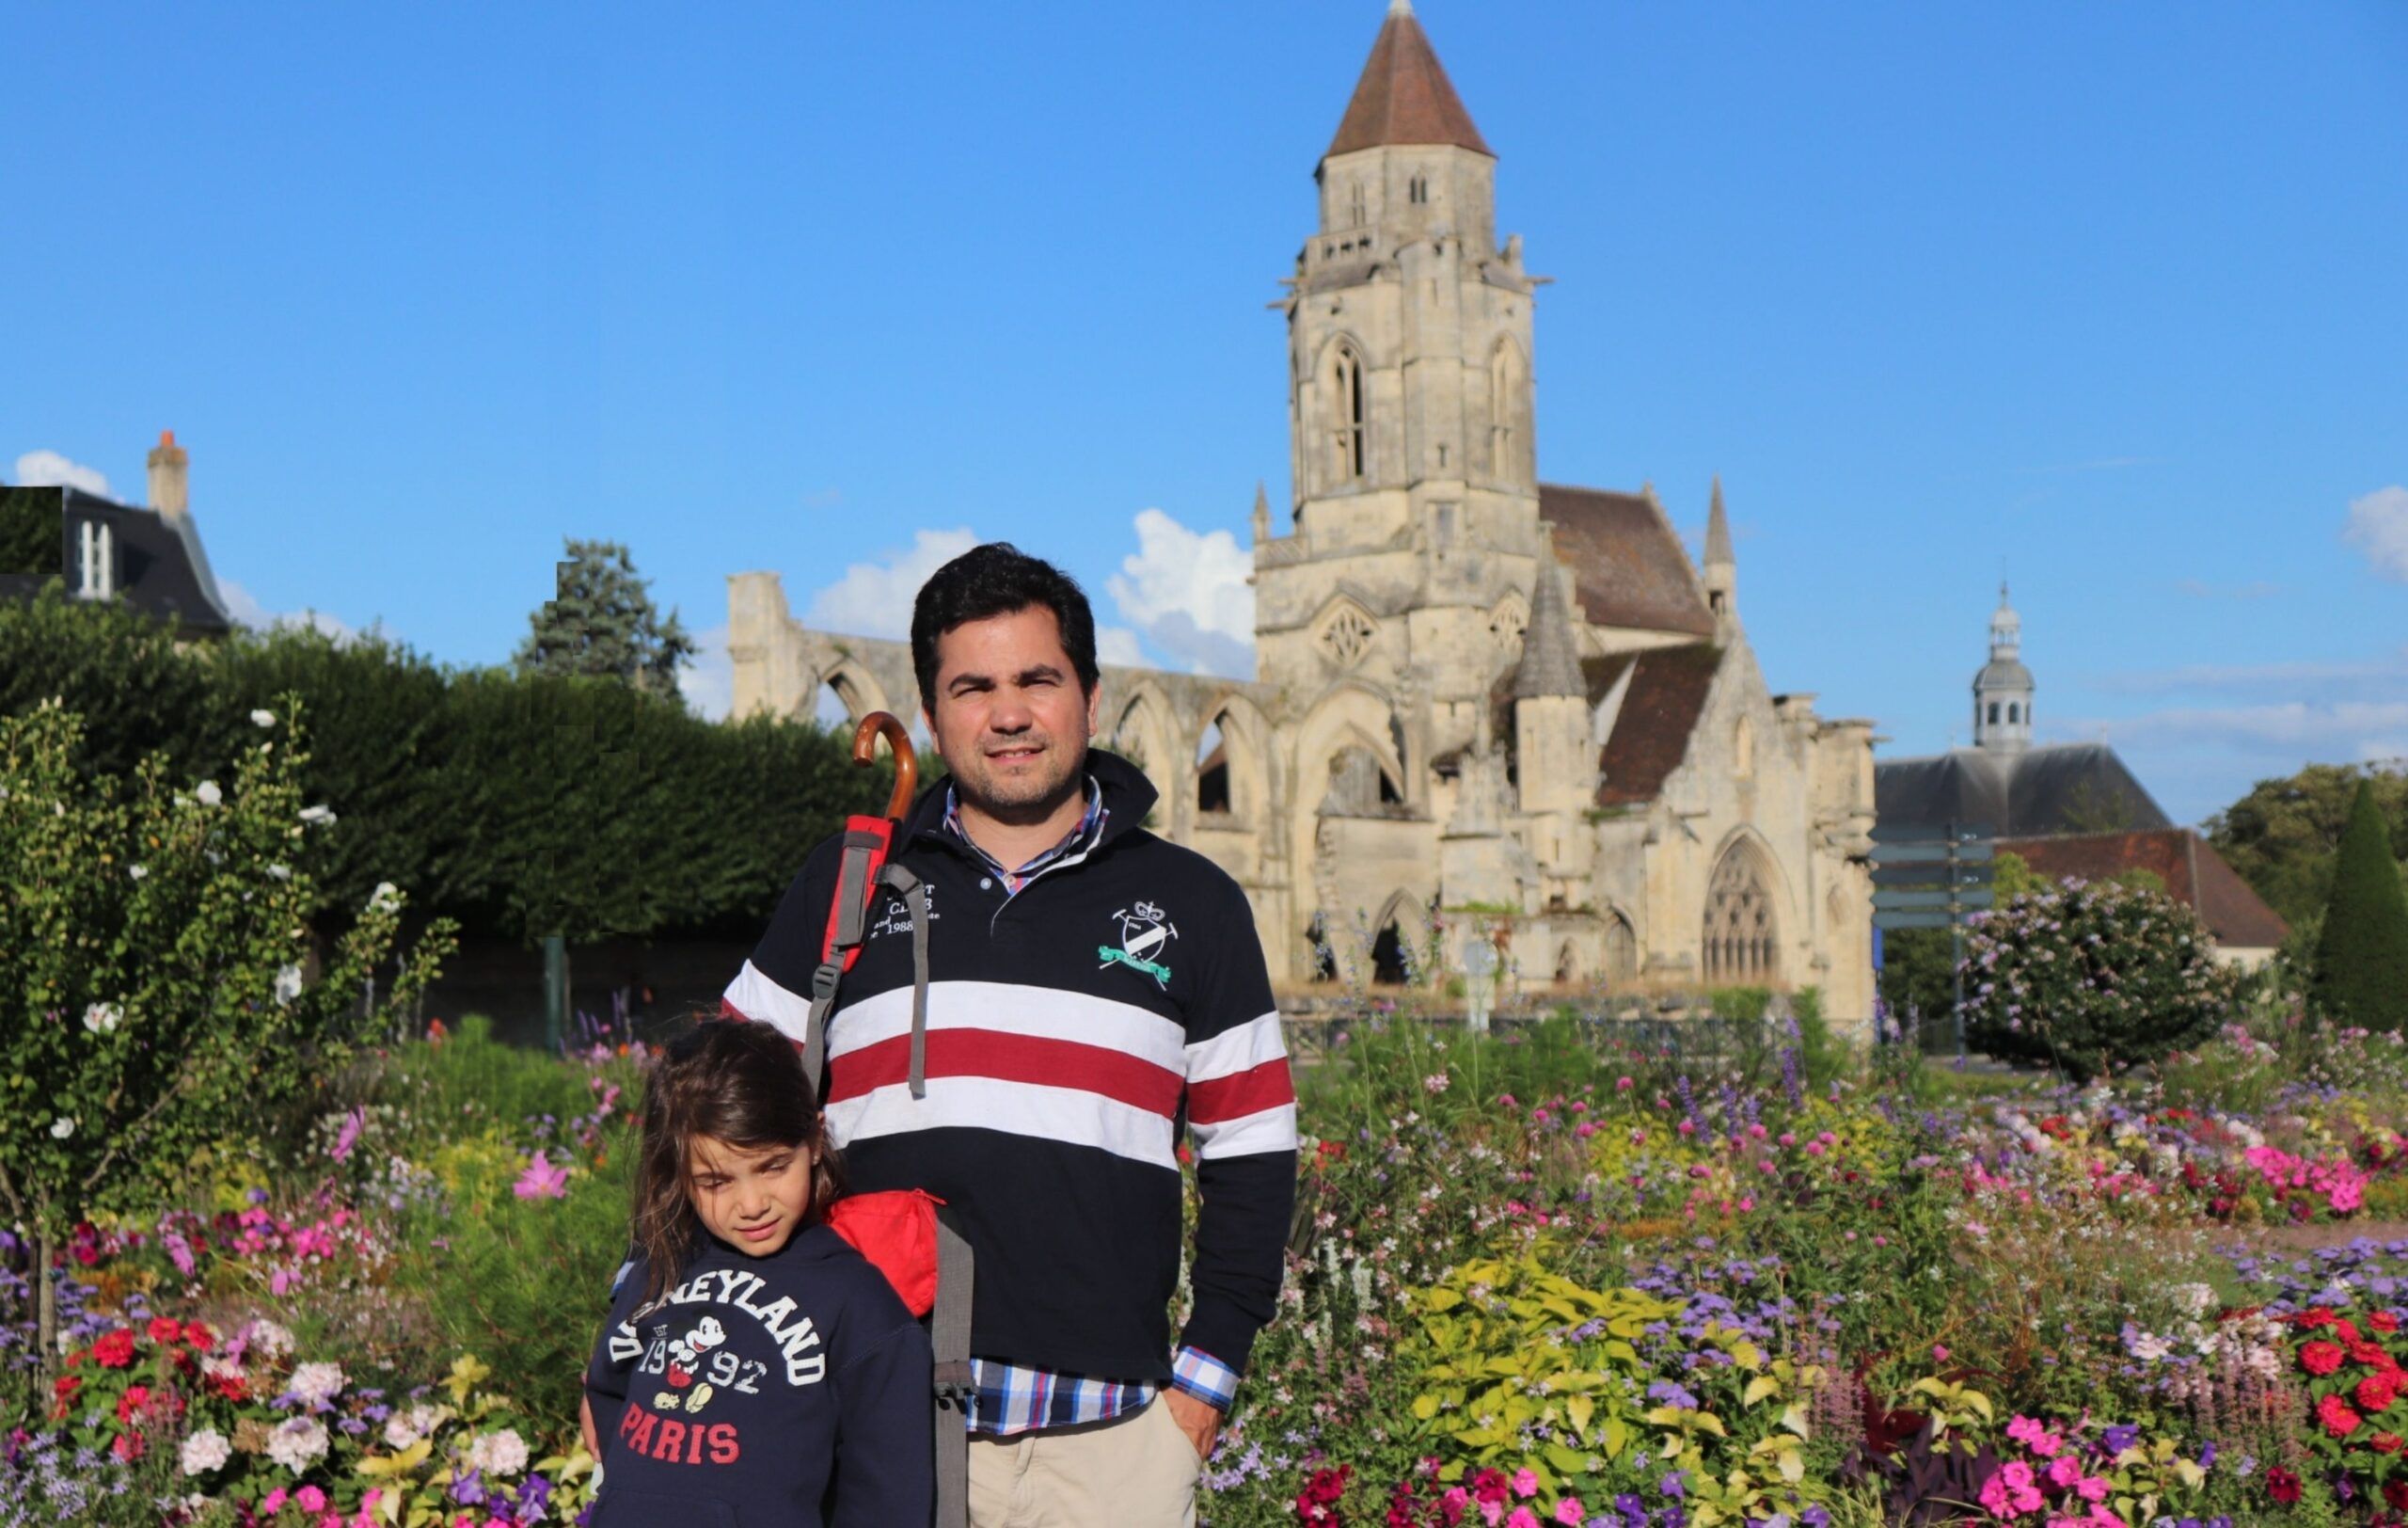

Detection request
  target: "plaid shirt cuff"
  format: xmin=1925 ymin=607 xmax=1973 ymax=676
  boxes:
xmin=1168 ymin=1345 xmax=1239 ymax=1410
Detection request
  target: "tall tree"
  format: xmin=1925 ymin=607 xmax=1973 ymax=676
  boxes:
xmin=2309 ymin=778 xmax=2408 ymax=1030
xmin=514 ymin=538 xmax=695 ymax=699
xmin=2209 ymin=762 xmax=2408 ymax=927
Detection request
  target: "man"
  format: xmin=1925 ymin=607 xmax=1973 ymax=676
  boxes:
xmin=723 ymin=543 xmax=1297 ymax=1527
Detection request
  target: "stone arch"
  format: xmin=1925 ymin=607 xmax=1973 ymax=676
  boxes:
xmin=1488 ymin=337 xmax=1532 ymax=485
xmin=1368 ymin=888 xmax=1422 ymax=987
xmin=1553 ymin=940 xmax=1579 ymax=985
xmin=1602 ymin=907 xmax=1639 ymax=984
xmin=815 ymin=658 xmax=892 ymax=726
xmin=1108 ymin=681 xmax=1181 ymax=813
xmin=1703 ymin=832 xmax=1788 ymax=987
xmin=1194 ymin=690 xmax=1273 ymax=823
xmin=1316 ymin=333 xmax=1372 ymax=490
xmin=1291 ymin=683 xmax=1413 ymax=936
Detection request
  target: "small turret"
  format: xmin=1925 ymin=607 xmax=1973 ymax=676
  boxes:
xmin=1703 ymin=476 xmax=1735 ymax=631
xmin=1972 ymin=582 xmax=2034 ymax=751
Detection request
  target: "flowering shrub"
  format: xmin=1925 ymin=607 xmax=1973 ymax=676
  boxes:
xmin=0 ymin=700 xmax=452 ymax=1361
xmin=1961 ymin=880 xmax=2244 ymax=1082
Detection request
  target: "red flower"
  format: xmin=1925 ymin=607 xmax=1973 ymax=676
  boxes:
xmin=2387 ymin=1479 xmax=2408 ymax=1514
xmin=2353 ymin=1339 xmax=2401 ymax=1370
xmin=145 ymin=1316 xmax=181 ymax=1345
xmin=2371 ymin=1432 xmax=2404 ymax=1455
xmin=2359 ymin=1373 xmax=2403 ymax=1414
xmin=2268 ymin=1467 xmax=2303 ymax=1504
xmin=2320 ymin=1392 xmax=2364 ymax=1438
xmin=91 ymin=1329 xmax=135 ymax=1369
xmin=2301 ymin=1340 xmax=2348 ymax=1376
xmin=1469 ymin=1470 xmax=1510 ymax=1506
xmin=182 ymin=1321 xmax=214 ymax=1352
xmin=2338 ymin=1319 xmax=2365 ymax=1345
xmin=2299 ymin=1308 xmax=2342 ymax=1330
xmin=2372 ymin=1312 xmax=2401 ymax=1334
xmin=115 ymin=1384 xmax=151 ymax=1425
xmin=203 ymin=1369 xmax=247 ymax=1402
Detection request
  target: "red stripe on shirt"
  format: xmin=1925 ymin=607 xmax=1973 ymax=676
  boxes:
xmin=1186 ymin=1058 xmax=1296 ymax=1124
xmin=826 ymin=1029 xmax=1186 ymax=1117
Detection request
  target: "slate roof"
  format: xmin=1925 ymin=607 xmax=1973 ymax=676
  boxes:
xmin=0 ymin=485 xmax=232 ymax=637
xmin=1592 ymin=643 xmax=1723 ymax=806
xmin=1323 ymin=0 xmax=1492 ymax=161
xmin=1875 ymin=743 xmax=2171 ymax=838
xmin=1540 ymin=484 xmax=1716 ymax=638
xmin=2001 ymin=829 xmax=2289 ymax=950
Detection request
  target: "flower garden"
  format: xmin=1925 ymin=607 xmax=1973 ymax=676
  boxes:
xmin=5 ymin=1003 xmax=2408 ymax=1527
xmin=8 ymin=701 xmax=2408 ymax=1527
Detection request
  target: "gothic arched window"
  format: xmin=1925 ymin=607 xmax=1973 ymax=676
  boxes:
xmin=1489 ymin=342 xmax=1529 ymax=485
xmin=1703 ymin=844 xmax=1780 ymax=985
xmin=1408 ymin=174 xmax=1429 ymax=205
xmin=1603 ymin=911 xmax=1639 ymax=984
xmin=1330 ymin=345 xmax=1367 ymax=484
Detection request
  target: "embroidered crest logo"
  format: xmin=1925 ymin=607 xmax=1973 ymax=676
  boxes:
xmin=1099 ymin=901 xmax=1178 ymax=987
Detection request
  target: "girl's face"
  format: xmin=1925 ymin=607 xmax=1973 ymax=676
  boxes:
xmin=686 ymin=1134 xmax=815 ymax=1257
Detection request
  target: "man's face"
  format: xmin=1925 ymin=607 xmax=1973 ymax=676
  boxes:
xmin=926 ymin=604 xmax=1098 ymax=818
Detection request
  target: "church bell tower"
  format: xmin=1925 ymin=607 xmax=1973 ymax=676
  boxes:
xmin=1255 ymin=0 xmax=1555 ymax=760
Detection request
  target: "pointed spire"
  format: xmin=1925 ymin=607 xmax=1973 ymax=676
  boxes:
xmin=1703 ymin=475 xmax=1733 ymax=566
xmin=1324 ymin=1 xmax=1492 ymax=161
xmin=1513 ymin=561 xmax=1585 ymax=699
xmin=1251 ymin=480 xmax=1272 ymax=542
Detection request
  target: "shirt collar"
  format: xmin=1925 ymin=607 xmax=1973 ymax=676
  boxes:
xmin=943 ymin=776 xmax=1107 ymax=883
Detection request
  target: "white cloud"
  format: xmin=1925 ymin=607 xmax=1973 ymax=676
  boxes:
xmin=803 ymin=528 xmax=979 ymax=640
xmin=2075 ymin=701 xmax=2408 ymax=753
xmin=2087 ymin=646 xmax=2408 ymax=700
xmin=1095 ymin=626 xmax=1146 ymax=667
xmin=678 ymin=622 xmax=734 ymax=721
xmin=216 ymin=579 xmax=359 ymax=643
xmin=14 ymin=450 xmax=110 ymax=497
xmin=1105 ymin=508 xmax=1254 ymax=677
xmin=2344 ymin=485 xmax=2408 ymax=582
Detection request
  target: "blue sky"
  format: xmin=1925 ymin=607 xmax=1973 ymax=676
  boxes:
xmin=6 ymin=1 xmax=2403 ymax=825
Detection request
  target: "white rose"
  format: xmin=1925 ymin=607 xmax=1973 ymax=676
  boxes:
xmin=369 ymin=882 xmax=402 ymax=914
xmin=250 ymin=708 xmax=277 ymax=728
xmin=465 ymin=1426 xmax=530 ymax=1478
xmin=274 ymin=965 xmax=305 ymax=1007
xmin=49 ymin=1117 xmax=74 ymax=1139
xmin=264 ymin=1415 xmax=329 ymax=1473
xmin=180 ymin=1427 xmax=232 ymax=1476
xmin=298 ymin=805 xmax=337 ymax=826
xmin=83 ymin=1003 xmax=121 ymax=1035
xmin=195 ymin=780 xmax=223 ymax=807
xmin=128 ymin=864 xmax=148 ymax=881
xmin=287 ymin=1361 xmax=347 ymax=1405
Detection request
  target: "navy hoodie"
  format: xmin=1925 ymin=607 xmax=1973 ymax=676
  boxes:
xmin=584 ymin=1224 xmax=933 ymax=1528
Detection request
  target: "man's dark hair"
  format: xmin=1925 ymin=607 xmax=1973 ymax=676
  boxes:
xmin=911 ymin=542 xmax=1100 ymax=708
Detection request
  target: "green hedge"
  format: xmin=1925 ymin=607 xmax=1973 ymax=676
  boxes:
xmin=0 ymin=583 xmax=889 ymax=943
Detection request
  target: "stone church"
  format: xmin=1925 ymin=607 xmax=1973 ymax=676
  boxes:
xmin=729 ymin=0 xmax=1879 ymax=1022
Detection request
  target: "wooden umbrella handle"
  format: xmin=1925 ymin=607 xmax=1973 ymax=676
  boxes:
xmin=853 ymin=711 xmax=918 ymax=821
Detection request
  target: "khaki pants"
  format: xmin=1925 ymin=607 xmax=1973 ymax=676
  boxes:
xmin=967 ymin=1395 xmax=1202 ymax=1528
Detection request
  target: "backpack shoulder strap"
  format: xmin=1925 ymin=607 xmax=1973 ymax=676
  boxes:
xmin=931 ymin=1204 xmax=975 ymax=1528
xmin=803 ymin=817 xmax=895 ymax=1088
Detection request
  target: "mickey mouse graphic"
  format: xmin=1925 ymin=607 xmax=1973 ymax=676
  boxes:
xmin=665 ymin=1316 xmax=727 ymax=1390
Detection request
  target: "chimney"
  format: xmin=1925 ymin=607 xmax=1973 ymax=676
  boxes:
xmin=148 ymin=430 xmax=189 ymax=520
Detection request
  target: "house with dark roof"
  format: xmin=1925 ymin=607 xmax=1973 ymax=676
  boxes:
xmin=0 ymin=432 xmax=232 ymax=638
xmin=1874 ymin=589 xmax=2286 ymax=964
xmin=724 ymin=1 xmax=1884 ymax=1025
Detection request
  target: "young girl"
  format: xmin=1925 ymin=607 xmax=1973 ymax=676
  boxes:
xmin=583 ymin=1017 xmax=933 ymax=1527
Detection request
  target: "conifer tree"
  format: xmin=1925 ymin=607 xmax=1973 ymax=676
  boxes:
xmin=514 ymin=538 xmax=695 ymax=699
xmin=2309 ymin=778 xmax=2408 ymax=1030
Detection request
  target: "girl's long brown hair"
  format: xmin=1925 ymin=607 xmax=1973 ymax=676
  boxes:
xmin=631 ymin=1016 xmax=843 ymax=1304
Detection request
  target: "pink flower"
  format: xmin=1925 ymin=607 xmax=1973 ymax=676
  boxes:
xmin=1615 ymin=1076 xmax=1634 ymax=1091
xmin=330 ymin=1109 xmax=364 ymax=1164
xmin=1931 ymin=1345 xmax=1951 ymax=1362
xmin=513 ymin=1151 xmax=569 ymax=1201
xmin=2006 ymin=1415 xmax=2064 ymax=1457
xmin=1511 ymin=1468 xmax=1540 ymax=1499
xmin=1506 ymin=1511 xmax=1541 ymax=1528
xmin=1554 ymin=1500 xmax=1585 ymax=1525
xmin=2045 ymin=1456 xmax=2082 ymax=1489
xmin=296 ymin=1486 xmax=328 ymax=1512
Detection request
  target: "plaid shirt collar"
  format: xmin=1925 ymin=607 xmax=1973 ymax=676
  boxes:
xmin=941 ymin=776 xmax=1107 ymax=895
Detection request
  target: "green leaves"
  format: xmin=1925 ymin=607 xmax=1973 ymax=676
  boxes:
xmin=0 ymin=700 xmax=452 ymax=1260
